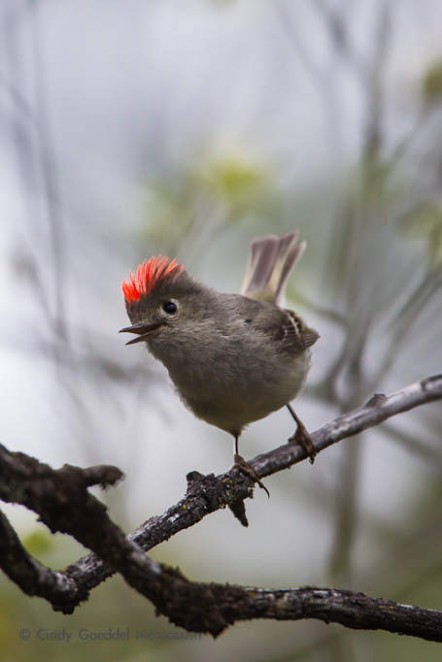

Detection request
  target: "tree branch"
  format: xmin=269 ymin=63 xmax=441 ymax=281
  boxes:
xmin=0 ymin=509 xmax=76 ymax=607
xmin=1 ymin=374 xmax=441 ymax=639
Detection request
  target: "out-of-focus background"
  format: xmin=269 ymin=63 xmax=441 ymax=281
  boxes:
xmin=1 ymin=1 xmax=442 ymax=660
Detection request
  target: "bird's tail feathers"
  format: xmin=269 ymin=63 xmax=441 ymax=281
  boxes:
xmin=241 ymin=231 xmax=306 ymax=305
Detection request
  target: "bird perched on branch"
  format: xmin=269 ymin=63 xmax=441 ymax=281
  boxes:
xmin=120 ymin=231 xmax=319 ymax=494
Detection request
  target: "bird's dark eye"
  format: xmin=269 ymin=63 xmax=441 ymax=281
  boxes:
xmin=162 ymin=301 xmax=178 ymax=315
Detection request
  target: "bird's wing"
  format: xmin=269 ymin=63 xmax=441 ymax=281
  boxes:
xmin=245 ymin=301 xmax=319 ymax=354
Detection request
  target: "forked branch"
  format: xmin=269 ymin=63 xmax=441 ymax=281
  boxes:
xmin=0 ymin=374 xmax=441 ymax=639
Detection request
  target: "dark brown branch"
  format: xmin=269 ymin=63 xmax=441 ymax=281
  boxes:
xmin=69 ymin=373 xmax=442 ymax=596
xmin=0 ymin=374 xmax=441 ymax=639
xmin=0 ymin=509 xmax=77 ymax=607
xmin=2 ymin=490 xmax=442 ymax=640
xmin=213 ymin=587 xmax=442 ymax=641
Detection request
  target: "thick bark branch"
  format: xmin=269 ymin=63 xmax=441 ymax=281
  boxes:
xmin=0 ymin=509 xmax=76 ymax=605
xmin=223 ymin=587 xmax=442 ymax=641
xmin=0 ymin=374 xmax=441 ymax=639
xmin=70 ymin=373 xmax=442 ymax=594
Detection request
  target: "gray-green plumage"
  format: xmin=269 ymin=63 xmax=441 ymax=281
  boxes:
xmin=122 ymin=232 xmax=319 ymax=439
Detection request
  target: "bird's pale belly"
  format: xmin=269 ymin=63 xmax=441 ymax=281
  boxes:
xmin=170 ymin=351 xmax=310 ymax=435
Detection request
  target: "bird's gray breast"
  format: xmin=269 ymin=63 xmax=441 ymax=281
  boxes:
xmin=148 ymin=297 xmax=313 ymax=433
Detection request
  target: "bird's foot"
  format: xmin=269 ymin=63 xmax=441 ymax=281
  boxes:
xmin=233 ymin=454 xmax=270 ymax=498
xmin=288 ymin=420 xmax=316 ymax=464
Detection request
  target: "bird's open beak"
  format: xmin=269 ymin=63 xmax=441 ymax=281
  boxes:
xmin=119 ymin=322 xmax=162 ymax=345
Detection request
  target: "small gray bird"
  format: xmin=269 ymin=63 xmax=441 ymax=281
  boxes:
xmin=120 ymin=231 xmax=319 ymax=493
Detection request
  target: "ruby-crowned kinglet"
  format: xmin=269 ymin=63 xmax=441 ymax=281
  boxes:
xmin=120 ymin=231 xmax=319 ymax=493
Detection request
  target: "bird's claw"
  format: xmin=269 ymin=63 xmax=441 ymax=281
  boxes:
xmin=233 ymin=454 xmax=270 ymax=498
xmin=289 ymin=423 xmax=316 ymax=464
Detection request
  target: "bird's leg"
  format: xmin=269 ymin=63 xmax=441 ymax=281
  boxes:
xmin=233 ymin=435 xmax=270 ymax=497
xmin=286 ymin=403 xmax=316 ymax=464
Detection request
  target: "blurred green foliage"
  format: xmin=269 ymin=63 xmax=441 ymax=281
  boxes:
xmin=22 ymin=528 xmax=54 ymax=559
xmin=143 ymin=150 xmax=276 ymax=254
xmin=402 ymin=203 xmax=442 ymax=268
xmin=422 ymin=60 xmax=442 ymax=107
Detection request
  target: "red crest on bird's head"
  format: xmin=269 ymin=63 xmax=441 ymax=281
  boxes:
xmin=122 ymin=256 xmax=184 ymax=303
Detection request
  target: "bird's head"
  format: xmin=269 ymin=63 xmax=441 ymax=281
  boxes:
xmin=119 ymin=256 xmax=204 ymax=345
